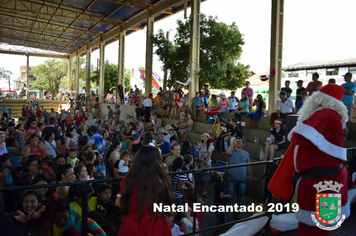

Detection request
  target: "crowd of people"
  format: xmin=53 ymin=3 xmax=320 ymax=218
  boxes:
xmin=0 ymin=72 xmax=354 ymax=236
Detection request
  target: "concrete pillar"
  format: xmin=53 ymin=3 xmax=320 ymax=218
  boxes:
xmin=268 ymin=0 xmax=284 ymax=115
xmin=86 ymin=47 xmax=91 ymax=98
xmin=145 ymin=11 xmax=154 ymax=96
xmin=188 ymin=0 xmax=201 ymax=108
xmin=68 ymin=59 xmax=72 ymax=96
xmin=26 ymin=54 xmax=30 ymax=98
xmin=75 ymin=53 xmax=80 ymax=98
xmin=118 ymin=29 xmax=126 ymax=93
xmin=99 ymin=40 xmax=105 ymax=103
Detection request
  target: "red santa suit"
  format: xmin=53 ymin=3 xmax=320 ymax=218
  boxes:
xmin=268 ymin=84 xmax=350 ymax=235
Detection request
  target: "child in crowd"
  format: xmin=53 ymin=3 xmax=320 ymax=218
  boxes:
xmin=94 ymin=150 xmax=107 ymax=179
xmin=113 ymin=150 xmax=130 ymax=177
xmin=67 ymin=148 xmax=79 ymax=166
xmin=86 ymin=163 xmax=96 ymax=181
xmin=96 ymin=183 xmax=117 ymax=220
xmin=166 ymin=212 xmax=183 ymax=236
xmin=211 ymin=171 xmax=231 ymax=236
xmin=11 ymin=190 xmax=43 ymax=235
xmin=41 ymin=157 xmax=56 ymax=181
xmin=74 ymin=164 xmax=89 ymax=182
xmin=68 ymin=184 xmax=97 ymax=217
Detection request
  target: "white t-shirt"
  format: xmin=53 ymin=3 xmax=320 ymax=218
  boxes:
xmin=143 ymin=98 xmax=153 ymax=107
xmin=118 ymin=159 xmax=129 ymax=173
xmin=277 ymin=98 xmax=295 ymax=114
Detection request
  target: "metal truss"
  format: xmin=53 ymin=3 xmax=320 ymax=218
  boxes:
xmin=0 ymin=0 xmax=198 ymax=56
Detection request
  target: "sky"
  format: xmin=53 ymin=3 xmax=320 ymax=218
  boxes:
xmin=1 ymin=0 xmax=356 ymax=88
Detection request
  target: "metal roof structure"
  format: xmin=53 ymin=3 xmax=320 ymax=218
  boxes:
xmin=283 ymin=58 xmax=356 ymax=71
xmin=0 ymin=0 xmax=202 ymax=58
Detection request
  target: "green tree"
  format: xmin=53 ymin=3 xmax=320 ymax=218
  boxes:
xmin=32 ymin=59 xmax=67 ymax=99
xmin=0 ymin=67 xmax=12 ymax=91
xmin=91 ymin=61 xmax=131 ymax=94
xmin=153 ymin=15 xmax=250 ymax=90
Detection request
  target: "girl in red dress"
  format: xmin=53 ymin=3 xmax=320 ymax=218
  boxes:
xmin=116 ymin=145 xmax=173 ymax=236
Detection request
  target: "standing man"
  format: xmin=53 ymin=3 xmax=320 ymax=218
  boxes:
xmin=295 ymin=80 xmax=306 ymax=105
xmin=306 ymin=72 xmax=322 ymax=96
xmin=227 ymin=137 xmax=252 ymax=219
xmin=173 ymin=84 xmax=184 ymax=98
xmin=1 ymin=104 xmax=8 ymax=119
xmin=143 ymin=94 xmax=153 ymax=122
xmin=107 ymin=105 xmax=113 ymax=119
xmin=341 ymin=72 xmax=356 ymax=120
xmin=281 ymin=80 xmax=293 ymax=98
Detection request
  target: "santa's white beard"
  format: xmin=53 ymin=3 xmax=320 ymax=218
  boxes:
xmin=297 ymin=92 xmax=348 ymax=125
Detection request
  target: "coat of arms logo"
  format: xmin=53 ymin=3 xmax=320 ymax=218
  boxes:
xmin=311 ymin=181 xmax=346 ymax=230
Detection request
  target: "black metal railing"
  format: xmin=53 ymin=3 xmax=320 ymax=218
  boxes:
xmin=1 ymin=146 xmax=354 ymax=236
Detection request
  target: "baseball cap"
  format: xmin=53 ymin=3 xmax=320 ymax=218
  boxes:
xmin=278 ymin=91 xmax=287 ymax=96
xmin=344 ymin=72 xmax=352 ymax=77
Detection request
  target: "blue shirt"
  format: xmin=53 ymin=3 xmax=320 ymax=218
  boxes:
xmin=192 ymin=97 xmax=203 ymax=108
xmin=341 ymin=82 xmax=356 ymax=105
xmin=1 ymin=106 xmax=8 ymax=113
xmin=156 ymin=140 xmax=171 ymax=155
xmin=89 ymin=134 xmax=104 ymax=154
xmin=228 ymin=149 xmax=250 ymax=181
xmin=296 ymin=100 xmax=303 ymax=110
xmin=228 ymin=97 xmax=238 ymax=110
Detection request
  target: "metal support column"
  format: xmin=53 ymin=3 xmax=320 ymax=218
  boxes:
xmin=26 ymin=54 xmax=30 ymax=98
xmin=145 ymin=11 xmax=154 ymax=96
xmin=99 ymin=40 xmax=105 ymax=103
xmin=188 ymin=0 xmax=201 ymax=108
xmin=268 ymin=0 xmax=284 ymax=115
xmin=86 ymin=47 xmax=91 ymax=98
xmin=68 ymin=59 xmax=72 ymax=97
xmin=75 ymin=53 xmax=80 ymax=98
xmin=118 ymin=28 xmax=126 ymax=92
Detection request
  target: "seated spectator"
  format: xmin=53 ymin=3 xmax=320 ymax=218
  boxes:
xmin=217 ymin=92 xmax=230 ymax=118
xmin=68 ymin=184 xmax=97 ymax=217
xmin=235 ymin=92 xmax=250 ymax=122
xmin=224 ymin=118 xmax=242 ymax=151
xmin=155 ymin=128 xmax=171 ymax=159
xmin=209 ymin=94 xmax=219 ymax=110
xmin=42 ymin=197 xmax=80 ymax=236
xmin=176 ymin=112 xmax=187 ymax=137
xmin=228 ymin=91 xmax=239 ymax=114
xmin=265 ymin=119 xmax=286 ymax=160
xmin=269 ymin=91 xmax=295 ymax=127
xmin=189 ymin=92 xmax=204 ymax=120
xmin=55 ymin=164 xmax=74 ymax=198
xmin=247 ymin=94 xmax=266 ymax=128
xmin=162 ymin=91 xmax=174 ymax=118
xmin=296 ymin=91 xmax=308 ymax=112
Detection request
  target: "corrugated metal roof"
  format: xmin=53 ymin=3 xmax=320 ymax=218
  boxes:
xmin=283 ymin=58 xmax=356 ymax=71
xmin=0 ymin=0 xmax=203 ymax=56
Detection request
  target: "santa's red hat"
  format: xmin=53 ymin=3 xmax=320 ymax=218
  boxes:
xmin=318 ymin=83 xmax=345 ymax=102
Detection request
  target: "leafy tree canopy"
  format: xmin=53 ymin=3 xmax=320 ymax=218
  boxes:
xmin=0 ymin=67 xmax=12 ymax=80
xmin=153 ymin=14 xmax=250 ymax=90
xmin=91 ymin=60 xmax=131 ymax=94
xmin=32 ymin=59 xmax=67 ymax=99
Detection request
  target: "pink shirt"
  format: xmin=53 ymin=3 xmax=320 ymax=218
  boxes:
xmin=220 ymin=98 xmax=229 ymax=110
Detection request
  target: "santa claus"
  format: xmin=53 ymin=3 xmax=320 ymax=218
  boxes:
xmin=268 ymin=83 xmax=350 ymax=235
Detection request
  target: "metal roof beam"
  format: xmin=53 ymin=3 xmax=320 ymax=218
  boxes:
xmin=0 ymin=49 xmax=70 ymax=59
xmin=70 ymin=0 xmax=178 ymax=58
xmin=20 ymin=0 xmax=122 ymax=24
xmin=0 ymin=10 xmax=102 ymax=36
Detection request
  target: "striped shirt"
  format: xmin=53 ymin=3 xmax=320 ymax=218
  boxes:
xmin=170 ymin=169 xmax=187 ymax=198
